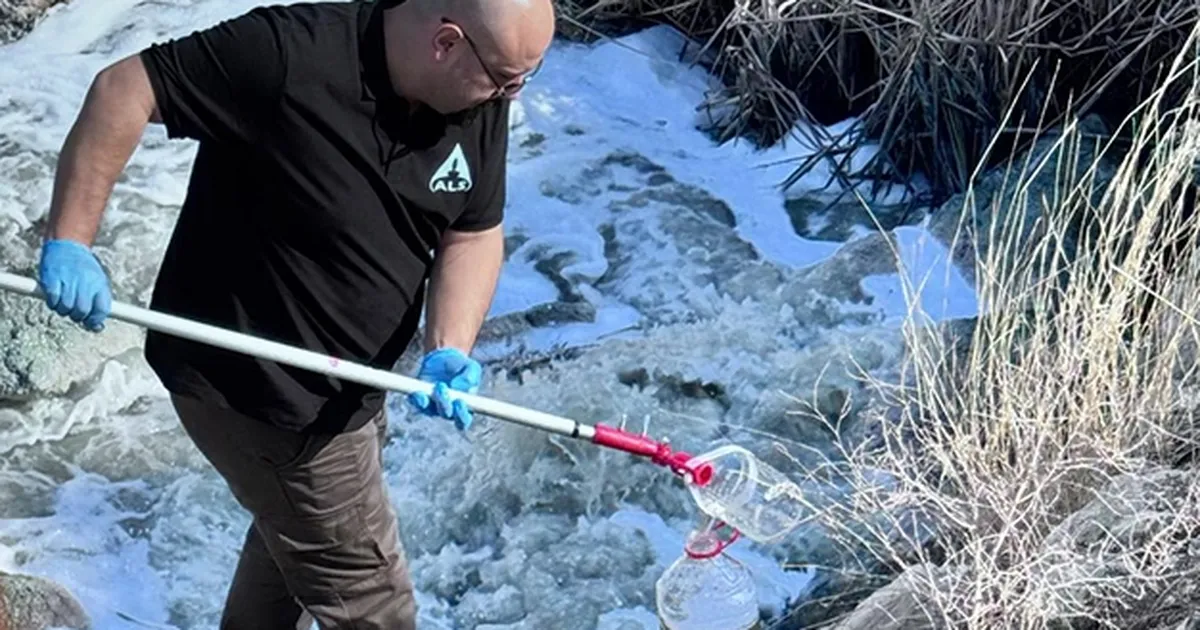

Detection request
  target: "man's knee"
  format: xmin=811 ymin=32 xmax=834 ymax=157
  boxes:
xmin=256 ymin=500 xmax=416 ymax=629
xmin=172 ymin=395 xmax=413 ymax=628
xmin=258 ymin=419 xmax=415 ymax=630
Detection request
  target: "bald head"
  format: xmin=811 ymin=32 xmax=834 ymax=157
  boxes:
xmin=385 ymin=0 xmax=555 ymax=114
xmin=453 ymin=0 xmax=555 ymax=80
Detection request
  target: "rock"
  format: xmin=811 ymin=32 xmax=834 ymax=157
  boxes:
xmin=771 ymin=507 xmax=942 ymax=630
xmin=784 ymin=197 xmax=926 ymax=243
xmin=0 ymin=266 xmax=143 ymax=403
xmin=0 ymin=0 xmax=64 ymax=45
xmin=473 ymin=300 xmax=598 ymax=344
xmin=0 ymin=570 xmax=91 ymax=630
xmin=830 ymin=563 xmax=954 ymax=630
xmin=791 ymin=232 xmax=902 ymax=308
xmin=927 ymin=115 xmax=1120 ymax=288
xmin=1029 ymin=466 xmax=1200 ymax=628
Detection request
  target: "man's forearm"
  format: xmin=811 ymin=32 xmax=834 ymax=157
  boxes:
xmin=46 ymin=54 xmax=157 ymax=244
xmin=423 ymin=224 xmax=504 ymax=354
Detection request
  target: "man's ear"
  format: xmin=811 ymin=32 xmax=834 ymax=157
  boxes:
xmin=431 ymin=21 xmax=465 ymax=62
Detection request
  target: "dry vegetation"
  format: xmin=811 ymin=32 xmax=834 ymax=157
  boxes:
xmin=550 ymin=0 xmax=1200 ymax=626
xmin=550 ymin=0 xmax=1200 ymax=623
xmin=555 ymin=0 xmax=1199 ymax=203
xmin=776 ymin=24 xmax=1200 ymax=630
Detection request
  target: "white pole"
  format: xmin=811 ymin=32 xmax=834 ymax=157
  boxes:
xmin=0 ymin=271 xmax=593 ymax=440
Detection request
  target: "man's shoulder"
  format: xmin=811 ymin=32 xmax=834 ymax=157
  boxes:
xmin=252 ymin=2 xmax=360 ymax=29
xmin=239 ymin=1 xmax=362 ymax=48
xmin=236 ymin=1 xmax=368 ymax=91
xmin=243 ymin=1 xmax=360 ymax=23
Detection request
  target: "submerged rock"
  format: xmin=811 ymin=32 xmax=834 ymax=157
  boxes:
xmin=0 ymin=569 xmax=90 ymax=630
xmin=785 ymin=196 xmax=926 ymax=243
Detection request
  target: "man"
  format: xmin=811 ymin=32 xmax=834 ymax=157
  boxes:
xmin=33 ymin=0 xmax=555 ymax=626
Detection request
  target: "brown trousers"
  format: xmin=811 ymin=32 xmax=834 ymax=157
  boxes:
xmin=170 ymin=393 xmax=417 ymax=630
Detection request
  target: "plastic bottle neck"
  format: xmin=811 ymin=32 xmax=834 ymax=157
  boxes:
xmin=684 ymin=522 xmax=740 ymax=559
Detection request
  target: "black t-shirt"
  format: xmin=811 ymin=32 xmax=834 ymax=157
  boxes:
xmin=138 ymin=0 xmax=510 ymax=434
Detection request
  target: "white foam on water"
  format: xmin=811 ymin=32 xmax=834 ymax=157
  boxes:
xmin=507 ymin=30 xmax=863 ymax=273
xmin=0 ymin=0 xmax=975 ymax=628
xmin=857 ymin=223 xmax=980 ymax=324
xmin=0 ymin=473 xmax=174 ymax=628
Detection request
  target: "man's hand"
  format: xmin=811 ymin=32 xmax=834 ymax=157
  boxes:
xmin=407 ymin=347 xmax=483 ymax=431
xmin=38 ymin=239 xmax=113 ymax=332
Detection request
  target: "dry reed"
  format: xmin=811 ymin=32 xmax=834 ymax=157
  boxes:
xmin=771 ymin=20 xmax=1200 ymax=630
xmin=556 ymin=0 xmax=1199 ymax=202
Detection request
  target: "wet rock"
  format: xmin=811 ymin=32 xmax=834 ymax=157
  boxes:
xmin=830 ymin=563 xmax=955 ymax=630
xmin=786 ymin=197 xmax=926 ymax=243
xmin=0 ymin=147 xmax=58 ymax=272
xmin=0 ymin=471 xmax=56 ymax=519
xmin=0 ymin=0 xmax=64 ymax=45
xmin=503 ymin=234 xmax=530 ymax=261
xmin=473 ymin=301 xmax=599 ymax=345
xmin=616 ymin=367 xmax=730 ymax=410
xmin=0 ymin=391 xmax=204 ymax=488
xmin=530 ymin=248 xmax=588 ymax=302
xmin=0 ymin=268 xmax=143 ymax=403
xmin=630 ymin=185 xmax=736 ymax=228
xmin=0 ymin=570 xmax=91 ymax=630
xmin=773 ymin=511 xmax=943 ymax=630
xmin=791 ymin=231 xmax=901 ymax=307
xmin=768 ymin=443 xmax=945 ymax=629
xmin=523 ymin=301 xmax=596 ymax=328
xmin=488 ymin=345 xmax=594 ymax=387
xmin=927 ymin=115 xmax=1120 ymax=287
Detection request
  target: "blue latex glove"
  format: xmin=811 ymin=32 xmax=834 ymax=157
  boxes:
xmin=407 ymin=347 xmax=482 ymax=431
xmin=37 ymin=239 xmax=112 ymax=332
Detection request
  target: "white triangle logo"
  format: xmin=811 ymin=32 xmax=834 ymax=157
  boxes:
xmin=429 ymin=143 xmax=473 ymax=194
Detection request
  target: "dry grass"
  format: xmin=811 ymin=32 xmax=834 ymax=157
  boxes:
xmin=768 ymin=21 xmax=1200 ymax=630
xmin=556 ymin=0 xmax=1199 ymax=202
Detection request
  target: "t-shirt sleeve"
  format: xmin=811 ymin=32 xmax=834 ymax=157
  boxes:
xmin=451 ymin=101 xmax=510 ymax=232
xmin=139 ymin=6 xmax=288 ymax=145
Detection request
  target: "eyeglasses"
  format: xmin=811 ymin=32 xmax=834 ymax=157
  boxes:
xmin=442 ymin=18 xmax=543 ymax=98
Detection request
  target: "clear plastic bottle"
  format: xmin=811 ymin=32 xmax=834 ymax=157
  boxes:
xmin=655 ymin=520 xmax=760 ymax=630
xmin=683 ymin=445 xmax=807 ymax=545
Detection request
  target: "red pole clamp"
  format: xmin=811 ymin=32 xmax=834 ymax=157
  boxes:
xmin=591 ymin=424 xmax=714 ymax=486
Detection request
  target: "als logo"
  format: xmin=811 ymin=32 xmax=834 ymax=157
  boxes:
xmin=429 ymin=143 xmax=473 ymax=194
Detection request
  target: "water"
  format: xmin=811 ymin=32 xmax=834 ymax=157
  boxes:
xmin=0 ymin=1 xmax=978 ymax=628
